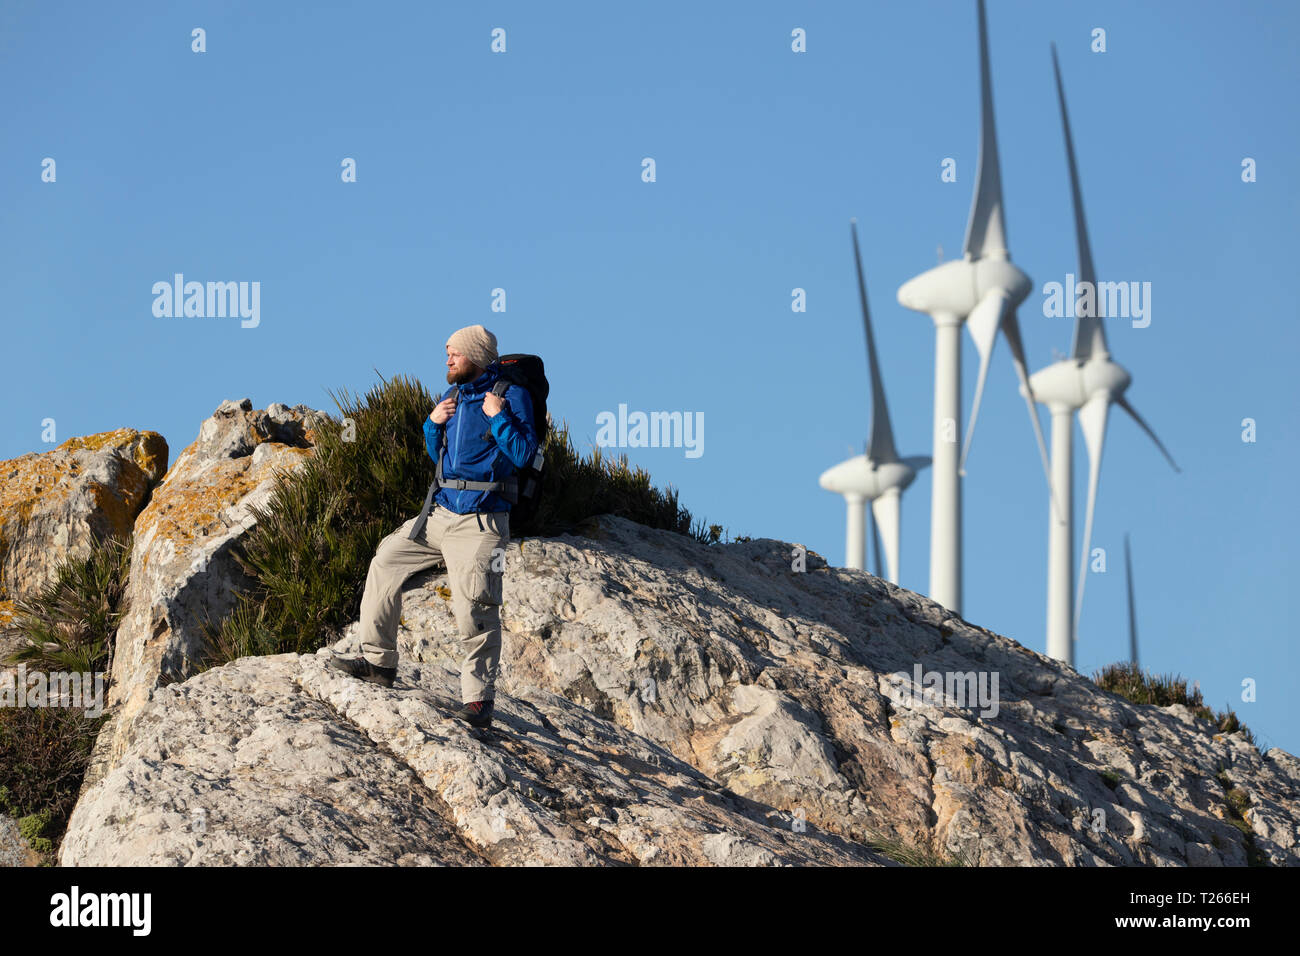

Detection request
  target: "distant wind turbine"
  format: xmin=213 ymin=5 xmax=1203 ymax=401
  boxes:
xmin=896 ymin=0 xmax=1056 ymax=614
xmin=820 ymin=220 xmax=930 ymax=582
xmin=1027 ymin=45 xmax=1180 ymax=665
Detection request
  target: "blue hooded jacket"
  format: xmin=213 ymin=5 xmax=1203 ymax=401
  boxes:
xmin=423 ymin=362 xmax=538 ymax=515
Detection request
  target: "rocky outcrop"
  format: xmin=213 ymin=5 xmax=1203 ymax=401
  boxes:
xmin=60 ymin=653 xmax=883 ymax=866
xmin=341 ymin=517 xmax=1299 ymax=867
xmin=98 ymin=399 xmax=328 ymax=779
xmin=0 ymin=428 xmax=168 ymax=602
xmin=62 ymin=514 xmax=1300 ymax=867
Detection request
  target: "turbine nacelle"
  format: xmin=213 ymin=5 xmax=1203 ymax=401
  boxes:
xmin=818 ymin=455 xmax=927 ymax=500
xmin=1080 ymin=354 xmax=1131 ymax=400
xmin=1026 ymin=358 xmax=1088 ymax=410
xmin=897 ymin=257 xmax=1032 ymax=319
xmin=1024 ymin=354 xmax=1132 ymax=410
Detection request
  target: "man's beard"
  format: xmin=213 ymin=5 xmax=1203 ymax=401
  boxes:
xmin=447 ymin=365 xmax=481 ymax=385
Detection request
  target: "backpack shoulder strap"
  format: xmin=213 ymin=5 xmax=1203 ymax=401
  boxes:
xmin=434 ymin=385 xmax=459 ymax=483
xmin=482 ymin=378 xmax=516 ymax=442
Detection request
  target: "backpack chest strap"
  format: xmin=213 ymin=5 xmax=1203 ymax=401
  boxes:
xmin=434 ymin=398 xmax=519 ymax=504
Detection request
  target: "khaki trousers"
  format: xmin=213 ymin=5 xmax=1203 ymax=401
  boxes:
xmin=357 ymin=505 xmax=508 ymax=704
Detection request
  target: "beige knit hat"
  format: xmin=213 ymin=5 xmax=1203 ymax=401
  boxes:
xmin=445 ymin=324 xmax=498 ymax=370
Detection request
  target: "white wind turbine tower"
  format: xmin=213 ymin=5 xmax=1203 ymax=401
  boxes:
xmin=820 ymin=219 xmax=931 ymax=582
xmin=1125 ymin=533 xmax=1139 ymax=668
xmin=1027 ymin=45 xmax=1180 ymax=665
xmin=896 ymin=0 xmax=1056 ymax=614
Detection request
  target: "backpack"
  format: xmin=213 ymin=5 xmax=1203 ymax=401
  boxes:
xmin=489 ymin=354 xmax=549 ymax=529
xmin=494 ymin=354 xmax=550 ymax=445
xmin=424 ymin=354 xmax=549 ymax=529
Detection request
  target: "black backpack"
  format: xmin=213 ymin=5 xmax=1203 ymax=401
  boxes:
xmin=494 ymin=354 xmax=550 ymax=444
xmin=490 ymin=354 xmax=549 ymax=529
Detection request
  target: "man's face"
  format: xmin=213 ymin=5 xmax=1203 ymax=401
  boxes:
xmin=446 ymin=346 xmax=481 ymax=385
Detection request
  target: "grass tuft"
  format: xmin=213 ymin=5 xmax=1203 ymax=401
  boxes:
xmin=1092 ymin=662 xmax=1255 ymax=748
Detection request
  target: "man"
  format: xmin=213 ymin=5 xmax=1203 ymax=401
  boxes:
xmin=329 ymin=324 xmax=537 ymax=730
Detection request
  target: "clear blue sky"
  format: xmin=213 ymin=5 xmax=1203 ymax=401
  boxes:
xmin=3 ymin=1 xmax=1295 ymax=754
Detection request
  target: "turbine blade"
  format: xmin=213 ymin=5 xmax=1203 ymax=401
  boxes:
xmin=1051 ymin=43 xmax=1107 ymax=360
xmin=963 ymin=0 xmax=1008 ymax=260
xmin=851 ymin=219 xmax=898 ymax=464
xmin=959 ymin=294 xmax=1062 ymax=520
xmin=1116 ymin=395 xmax=1181 ymax=473
xmin=1125 ymin=532 xmax=1138 ymax=668
xmin=1000 ymin=307 xmax=1065 ymax=524
xmin=1074 ymin=394 xmax=1110 ymax=640
xmin=870 ymin=500 xmax=885 ymax=580
xmin=959 ymin=291 xmax=1005 ymax=474
xmin=872 ymin=491 xmax=902 ymax=585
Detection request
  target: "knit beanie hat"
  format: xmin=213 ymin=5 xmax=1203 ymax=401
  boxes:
xmin=446 ymin=324 xmax=498 ymax=370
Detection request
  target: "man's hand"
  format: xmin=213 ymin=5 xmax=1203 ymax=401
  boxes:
xmin=482 ymin=392 xmax=504 ymax=417
xmin=430 ymin=393 xmax=457 ymax=425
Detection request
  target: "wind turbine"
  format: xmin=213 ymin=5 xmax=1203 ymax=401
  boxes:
xmin=820 ymin=219 xmax=931 ymax=583
xmin=1027 ymin=45 xmax=1180 ymax=665
xmin=896 ymin=0 xmax=1055 ymax=614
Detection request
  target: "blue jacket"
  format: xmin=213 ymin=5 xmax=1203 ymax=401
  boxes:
xmin=423 ymin=363 xmax=538 ymax=514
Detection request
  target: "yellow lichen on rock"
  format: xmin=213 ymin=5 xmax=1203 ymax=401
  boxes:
xmin=58 ymin=429 xmax=138 ymax=454
xmin=135 ymin=443 xmax=314 ymax=550
xmin=0 ymin=427 xmax=169 ymax=601
xmin=57 ymin=429 xmax=168 ymax=478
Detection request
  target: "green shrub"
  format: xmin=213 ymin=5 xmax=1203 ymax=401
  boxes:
xmin=0 ymin=707 xmax=106 ymax=864
xmin=0 ymin=534 xmax=131 ymax=864
xmin=1093 ymin=662 xmax=1255 ymax=748
xmin=18 ymin=808 xmax=54 ymax=855
xmin=205 ymin=372 xmax=716 ymax=666
xmin=530 ymin=422 xmax=714 ymax=541
xmin=4 ymin=534 xmax=131 ymax=674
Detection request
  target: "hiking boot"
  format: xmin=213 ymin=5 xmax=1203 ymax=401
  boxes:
xmin=328 ymin=652 xmax=396 ymax=688
xmin=453 ymin=699 xmax=495 ymax=729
